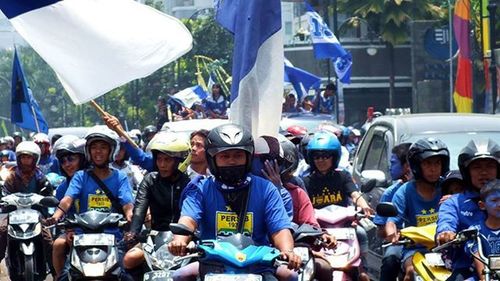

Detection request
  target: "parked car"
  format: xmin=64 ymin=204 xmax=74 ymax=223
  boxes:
xmin=354 ymin=113 xmax=500 ymax=280
xmin=353 ymin=113 xmax=500 ymax=187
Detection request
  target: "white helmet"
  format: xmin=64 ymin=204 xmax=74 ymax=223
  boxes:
xmin=32 ymin=133 xmax=50 ymax=144
xmin=84 ymin=125 xmax=120 ymax=163
xmin=16 ymin=141 xmax=41 ymax=165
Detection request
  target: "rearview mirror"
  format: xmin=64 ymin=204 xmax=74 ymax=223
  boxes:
xmin=376 ymin=202 xmax=398 ymax=217
xmin=361 ymin=170 xmax=387 ymax=187
xmin=40 ymin=196 xmax=59 ymax=208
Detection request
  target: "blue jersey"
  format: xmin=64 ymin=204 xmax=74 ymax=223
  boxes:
xmin=467 ymin=221 xmax=500 ymax=257
xmin=65 ymin=169 xmax=133 ymax=239
xmin=373 ymin=180 xmax=404 ymax=226
xmin=65 ymin=169 xmax=133 ymax=213
xmin=56 ymin=180 xmax=77 ymax=216
xmin=123 ymin=142 xmax=154 ymax=172
xmin=38 ymin=155 xmax=60 ymax=175
xmin=437 ymin=190 xmax=485 ymax=270
xmin=388 ymin=180 xmax=441 ymax=227
xmin=204 ymin=95 xmax=227 ymax=116
xmin=181 ymin=175 xmax=291 ymax=246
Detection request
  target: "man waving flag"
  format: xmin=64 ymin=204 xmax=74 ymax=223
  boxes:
xmin=215 ymin=0 xmax=283 ymax=137
xmin=305 ymin=1 xmax=352 ymax=84
xmin=0 ymin=0 xmax=192 ymax=104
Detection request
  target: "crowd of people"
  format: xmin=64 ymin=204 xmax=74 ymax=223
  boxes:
xmin=0 ymin=110 xmax=497 ymax=281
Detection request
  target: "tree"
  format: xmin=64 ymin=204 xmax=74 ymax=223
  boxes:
xmin=338 ymin=0 xmax=445 ymax=107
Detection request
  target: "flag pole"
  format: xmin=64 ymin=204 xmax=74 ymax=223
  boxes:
xmin=30 ymin=106 xmax=40 ymax=133
xmin=89 ymin=100 xmax=139 ymax=149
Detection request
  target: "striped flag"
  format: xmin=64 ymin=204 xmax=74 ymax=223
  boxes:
xmin=215 ymin=0 xmax=283 ymax=137
xmin=453 ymin=0 xmax=473 ymax=112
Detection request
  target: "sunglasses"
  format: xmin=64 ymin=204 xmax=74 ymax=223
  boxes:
xmin=312 ymin=152 xmax=333 ymax=160
xmin=61 ymin=155 xmax=79 ymax=164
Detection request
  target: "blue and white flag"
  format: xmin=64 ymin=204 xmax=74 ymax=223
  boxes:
xmin=334 ymin=53 xmax=352 ymax=84
xmin=170 ymin=86 xmax=208 ymax=109
xmin=11 ymin=49 xmax=49 ymax=133
xmin=207 ymin=72 xmax=217 ymax=91
xmin=305 ymin=1 xmax=347 ymax=59
xmin=0 ymin=0 xmax=192 ymax=105
xmin=215 ymin=0 xmax=283 ymax=137
xmin=284 ymin=59 xmax=321 ymax=101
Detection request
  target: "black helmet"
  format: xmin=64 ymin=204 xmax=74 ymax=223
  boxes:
xmin=458 ymin=139 xmax=500 ymax=186
xmin=407 ymin=137 xmax=450 ymax=181
xmin=278 ymin=134 xmax=299 ymax=176
xmin=12 ymin=131 xmax=22 ymax=140
xmin=205 ymin=124 xmax=254 ymax=186
xmin=53 ymin=135 xmax=86 ymax=160
xmin=143 ymin=125 xmax=157 ymax=137
xmin=299 ymin=133 xmax=314 ymax=164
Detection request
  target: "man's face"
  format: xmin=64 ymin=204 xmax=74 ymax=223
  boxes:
xmin=190 ymin=135 xmax=206 ymax=164
xmin=469 ymin=158 xmax=498 ymax=190
xmin=156 ymin=153 xmax=176 ymax=178
xmin=115 ymin=147 xmax=126 ymax=162
xmin=89 ymin=140 xmax=110 ymax=166
xmin=420 ymin=156 xmax=442 ymax=183
xmin=324 ymin=89 xmax=334 ymax=98
xmin=215 ymin=149 xmax=246 ymax=167
xmin=18 ymin=154 xmax=35 ymax=172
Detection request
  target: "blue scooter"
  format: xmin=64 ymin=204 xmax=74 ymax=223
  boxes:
xmin=170 ymin=223 xmax=287 ymax=281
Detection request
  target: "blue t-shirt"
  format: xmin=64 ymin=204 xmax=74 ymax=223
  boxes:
xmin=204 ymin=95 xmax=227 ymax=116
xmin=467 ymin=221 xmax=500 ymax=257
xmin=65 ymin=169 xmax=133 ymax=238
xmin=315 ymin=93 xmax=333 ymax=114
xmin=65 ymin=169 xmax=133 ymax=213
xmin=56 ymin=180 xmax=77 ymax=216
xmin=388 ymin=180 xmax=441 ymax=227
xmin=373 ymin=180 xmax=404 ymax=226
xmin=437 ymin=190 xmax=485 ymax=270
xmin=7 ymin=150 xmax=16 ymax=161
xmin=124 ymin=142 xmax=154 ymax=172
xmin=181 ymin=175 xmax=291 ymax=246
xmin=38 ymin=155 xmax=60 ymax=175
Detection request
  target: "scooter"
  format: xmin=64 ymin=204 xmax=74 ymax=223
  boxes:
xmin=57 ymin=210 xmax=127 ymax=280
xmin=315 ymin=204 xmax=368 ymax=280
xmin=383 ymin=223 xmax=451 ymax=281
xmin=170 ymin=223 xmax=288 ymax=281
xmin=292 ymin=223 xmax=325 ymax=281
xmin=1 ymin=192 xmax=59 ymax=281
xmin=140 ymin=230 xmax=192 ymax=281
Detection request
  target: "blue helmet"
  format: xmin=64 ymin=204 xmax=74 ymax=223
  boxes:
xmin=307 ymin=131 xmax=342 ymax=170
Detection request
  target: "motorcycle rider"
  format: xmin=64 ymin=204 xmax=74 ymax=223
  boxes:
xmin=33 ymin=132 xmax=60 ymax=175
xmin=385 ymin=138 xmax=450 ymax=281
xmin=373 ymin=142 xmax=412 ymax=281
xmin=0 ymin=141 xmax=54 ymax=277
xmin=186 ymin=129 xmax=210 ymax=179
xmin=50 ymin=135 xmax=88 ymax=279
xmin=169 ymin=123 xmax=301 ymax=281
xmin=122 ymin=132 xmax=191 ymax=279
xmin=303 ymin=130 xmax=373 ymax=281
xmin=467 ymin=179 xmax=500 ymax=281
xmin=436 ymin=139 xmax=500 ymax=280
xmin=46 ymin=126 xmax=134 ymax=276
xmin=112 ymin=137 xmax=144 ymax=190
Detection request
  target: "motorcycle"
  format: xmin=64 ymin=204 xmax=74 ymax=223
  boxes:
xmin=383 ymin=223 xmax=451 ymax=281
xmin=57 ymin=210 xmax=127 ymax=280
xmin=292 ymin=223 xmax=325 ymax=281
xmin=170 ymin=223 xmax=289 ymax=281
xmin=140 ymin=230 xmax=192 ymax=281
xmin=1 ymin=192 xmax=59 ymax=281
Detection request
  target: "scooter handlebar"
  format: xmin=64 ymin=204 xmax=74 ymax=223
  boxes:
xmin=382 ymin=238 xmax=412 ymax=248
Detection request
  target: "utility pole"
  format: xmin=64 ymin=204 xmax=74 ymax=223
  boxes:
xmin=487 ymin=1 xmax=497 ymax=113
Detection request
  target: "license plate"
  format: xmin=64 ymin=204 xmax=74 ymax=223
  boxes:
xmin=425 ymin=253 xmax=445 ymax=267
xmin=205 ymin=274 xmax=262 ymax=281
xmin=143 ymin=270 xmax=172 ymax=281
xmin=73 ymin=233 xmax=115 ymax=246
xmin=9 ymin=210 xmax=39 ymax=224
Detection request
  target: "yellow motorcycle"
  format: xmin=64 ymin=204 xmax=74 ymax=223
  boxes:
xmin=384 ymin=223 xmax=451 ymax=281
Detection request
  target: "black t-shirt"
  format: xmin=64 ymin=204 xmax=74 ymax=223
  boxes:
xmin=303 ymin=170 xmax=358 ymax=209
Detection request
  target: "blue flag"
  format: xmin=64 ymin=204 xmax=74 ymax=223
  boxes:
xmin=215 ymin=0 xmax=284 ymax=137
xmin=284 ymin=59 xmax=321 ymax=101
xmin=11 ymin=50 xmax=49 ymax=133
xmin=305 ymin=1 xmax=352 ymax=84
xmin=170 ymin=85 xmax=208 ymax=109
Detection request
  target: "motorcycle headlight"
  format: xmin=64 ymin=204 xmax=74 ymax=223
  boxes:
xmin=7 ymin=222 xmax=41 ymax=239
